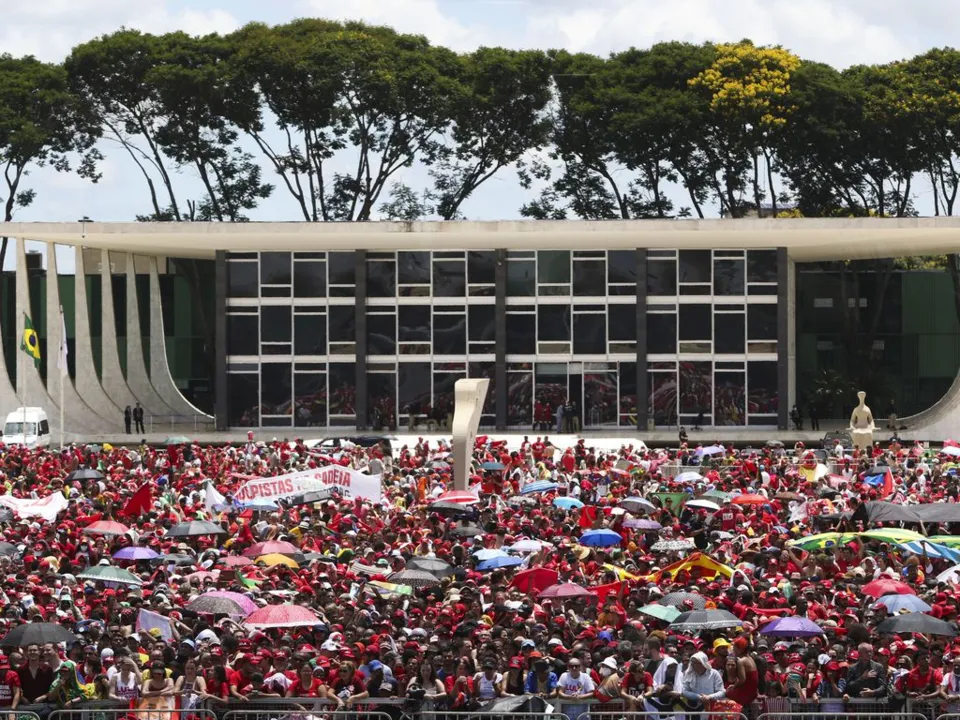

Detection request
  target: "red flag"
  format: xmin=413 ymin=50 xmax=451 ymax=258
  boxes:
xmin=591 ymin=581 xmax=624 ymax=604
xmin=118 ymin=483 xmax=152 ymax=518
xmin=577 ymin=506 xmax=597 ymax=529
xmin=882 ymin=468 xmax=894 ymax=498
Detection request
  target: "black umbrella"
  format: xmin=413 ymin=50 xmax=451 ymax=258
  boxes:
xmin=876 ymin=613 xmax=957 ymax=637
xmin=159 ymin=553 xmax=197 ymax=566
xmin=165 ymin=521 xmax=227 ymax=538
xmin=0 ymin=508 xmax=12 ymax=523
xmin=407 ymin=557 xmax=456 ymax=579
xmin=283 ymin=489 xmax=337 ymax=507
xmin=430 ymin=501 xmax=475 ymax=518
xmin=0 ymin=542 xmax=16 ymax=557
xmin=66 ymin=468 xmax=104 ymax=482
xmin=1 ymin=622 xmax=79 ymax=647
xmin=659 ymin=592 xmax=708 ymax=610
xmin=388 ymin=569 xmax=442 ymax=588
xmin=449 ymin=525 xmax=484 ymax=538
xmin=670 ymin=609 xmax=742 ymax=631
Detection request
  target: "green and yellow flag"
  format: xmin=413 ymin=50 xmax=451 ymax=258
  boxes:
xmin=20 ymin=314 xmax=40 ymax=368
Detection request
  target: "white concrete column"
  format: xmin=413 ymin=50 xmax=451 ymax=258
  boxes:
xmin=452 ymin=378 xmax=490 ymax=491
xmin=123 ymin=253 xmax=173 ymax=415
xmin=99 ymin=249 xmax=140 ymax=411
xmin=73 ymin=246 xmax=123 ymax=428
xmin=0 ymin=239 xmax=21 ymax=412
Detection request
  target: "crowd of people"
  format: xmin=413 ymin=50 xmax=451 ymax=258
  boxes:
xmin=0 ymin=432 xmax=959 ymax=719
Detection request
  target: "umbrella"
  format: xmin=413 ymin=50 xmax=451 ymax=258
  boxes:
xmin=900 ymin=541 xmax=960 ymax=563
xmin=701 ymin=490 xmax=731 ymax=502
xmin=430 ymin=501 xmax=475 ymax=517
xmin=508 ymin=539 xmax=553 ymax=553
xmin=759 ymin=617 xmax=825 ymax=638
xmin=407 ymin=557 xmax=455 ymax=579
xmin=481 ymin=461 xmax=505 ymax=470
xmin=732 ymin=493 xmax=767 ymax=506
xmin=257 ymin=554 xmax=299 ymax=569
xmin=474 ymin=548 xmax=510 ymax=561
xmin=943 ymin=446 xmax=960 ymax=458
xmin=163 ymin=436 xmax=191 ymax=445
xmin=187 ymin=593 xmax=252 ymax=616
xmin=675 ymin=471 xmax=703 ymax=484
xmin=0 ymin=543 xmax=17 ymax=557
xmin=435 ymin=491 xmax=480 ymax=505
xmin=938 ymin=564 xmax=960 ymax=584
xmin=449 ymin=524 xmax=484 ymax=538
xmin=620 ymin=497 xmax=656 ymax=514
xmin=539 ymin=583 xmax=595 ymax=600
xmin=876 ymin=613 xmax=957 ymax=636
xmin=84 ymin=520 xmax=130 ymax=536
xmin=659 ymin=592 xmax=708 ymax=610
xmin=388 ymin=569 xmax=442 ymax=588
xmin=631 ymin=519 xmax=663 ymax=531
xmin=244 ymin=604 xmax=322 ymax=629
xmin=671 ymin=609 xmax=742 ymax=631
xmin=165 ymin=521 xmax=226 ymax=538
xmin=0 ymin=508 xmax=11 ymax=523
xmin=651 ymin=538 xmax=695 ymax=552
xmin=429 ymin=460 xmax=451 ymax=470
xmin=112 ymin=547 xmax=160 ymax=562
xmin=220 ymin=555 xmax=253 ymax=567
xmin=66 ymin=468 xmax=104 ymax=482
xmin=520 ymin=481 xmax=560 ymax=495
xmin=477 ymin=555 xmax=524 ymax=571
xmin=579 ymin=529 xmax=622 ymax=547
xmin=244 ymin=540 xmax=301 ymax=558
xmin=510 ymin=568 xmax=559 ymax=594
xmin=159 ymin=553 xmax=196 ymax=566
xmin=697 ymin=445 xmax=725 ymax=456
xmin=775 ymin=492 xmax=806 ymax=502
xmin=554 ymin=497 xmax=584 ymax=510
xmin=196 ymin=591 xmax=257 ymax=615
xmin=863 ymin=578 xmax=916 ymax=598
xmin=639 ymin=604 xmax=681 ymax=622
xmin=240 ymin=498 xmax=279 ymax=511
xmin=1 ymin=623 xmax=79 ymax=647
xmin=875 ymin=594 xmax=932 ymax=614
xmin=685 ymin=499 xmax=720 ymax=511
xmin=77 ymin=566 xmax=143 ymax=586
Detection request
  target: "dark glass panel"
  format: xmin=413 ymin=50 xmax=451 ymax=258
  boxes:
xmin=608 ymin=305 xmax=636 ymax=341
xmin=678 ymin=304 xmax=711 ymax=341
xmin=227 ymin=374 xmax=258 ymax=426
xmin=367 ymin=371 xmax=396 ymax=430
xmin=227 ymin=262 xmax=258 ymax=298
xmin=294 ymin=373 xmax=327 ymax=427
xmin=608 ymin=250 xmax=637 ymax=284
xmin=468 ymin=304 xmax=495 ymax=342
xmin=260 ymin=252 xmax=291 ymax=285
xmin=260 ymin=306 xmax=291 ymax=343
xmin=748 ymin=361 xmax=778 ymax=415
xmin=715 ymin=313 xmax=745 ymax=354
xmin=366 ymin=260 xmax=396 ymax=297
xmin=467 ymin=251 xmax=496 ymax=284
xmin=713 ymin=259 xmax=745 ymax=296
xmin=433 ymin=366 xmax=465 ymax=423
xmin=328 ymin=306 xmax=356 ymax=343
xmin=537 ymin=305 xmax=571 ymax=341
xmin=573 ymin=260 xmax=605 ymax=296
xmin=650 ymin=372 xmax=677 ymax=426
xmin=507 ymin=259 xmax=535 ymax=296
xmin=433 ymin=313 xmax=466 ymax=354
xmin=398 ymin=305 xmax=431 ymax=342
xmin=261 ymin=286 xmax=290 ymax=298
xmin=714 ymin=371 xmax=746 ymax=426
xmin=646 ymin=260 xmax=677 ymax=296
xmin=227 ymin=314 xmax=258 ymax=355
xmin=260 ymin=363 xmax=292 ymax=415
xmin=328 ymin=363 xmax=356 ymax=415
xmin=619 ymin=362 xmax=637 ymax=422
xmin=328 ymin=252 xmax=356 ymax=285
xmin=294 ymin=313 xmax=327 ymax=356
xmin=538 ymin=251 xmax=570 ymax=283
xmin=584 ymin=372 xmax=617 ymax=426
xmin=398 ymin=251 xmax=430 ymax=284
xmin=679 ymin=361 xmax=712 ymax=416
xmin=748 ymin=304 xmax=778 ymax=340
xmin=574 ymin=313 xmax=606 ymax=354
xmin=433 ymin=261 xmax=466 ymax=297
xmin=678 ymin=250 xmax=711 ymax=283
xmin=747 ymin=250 xmax=778 ymax=283
xmin=367 ymin=312 xmax=396 ymax=355
xmin=647 ymin=313 xmax=677 ymax=354
xmin=535 ymin=364 xmax=567 ymax=416
xmin=506 ymin=313 xmax=535 ymax=354
xmin=507 ymin=371 xmax=532 ymax=426
xmin=398 ymin=362 xmax=432 ymax=416
xmin=468 ymin=362 xmax=496 ymax=421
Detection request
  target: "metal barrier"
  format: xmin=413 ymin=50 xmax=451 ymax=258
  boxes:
xmin=2 ymin=711 xmax=40 ymax=720
xmin=421 ymin=713 xmax=569 ymax=720
xmin=757 ymin=709 xmax=921 ymax=720
xmin=224 ymin=708 xmax=394 ymax=720
xmin=579 ymin=712 xmax=746 ymax=720
xmin=50 ymin=709 xmax=217 ymax=720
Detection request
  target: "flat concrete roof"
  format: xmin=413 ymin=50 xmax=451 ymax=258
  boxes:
xmin=2 ymin=217 xmax=959 ymax=260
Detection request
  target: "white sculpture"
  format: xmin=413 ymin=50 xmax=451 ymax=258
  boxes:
xmin=849 ymin=390 xmax=876 ymax=450
xmin=452 ymin=378 xmax=490 ymax=491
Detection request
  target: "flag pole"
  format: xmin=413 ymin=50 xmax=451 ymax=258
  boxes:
xmin=19 ymin=314 xmax=25 ymax=444
xmin=59 ymin=306 xmax=65 ymax=449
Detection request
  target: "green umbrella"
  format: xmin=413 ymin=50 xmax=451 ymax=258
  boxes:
xmin=163 ymin=436 xmax=191 ymax=445
xmin=701 ymin=489 xmax=730 ymax=502
xmin=638 ymin=604 xmax=681 ymax=622
xmin=77 ymin=565 xmax=143 ymax=586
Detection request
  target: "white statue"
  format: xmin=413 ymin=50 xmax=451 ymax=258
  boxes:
xmin=849 ymin=390 xmax=876 ymax=450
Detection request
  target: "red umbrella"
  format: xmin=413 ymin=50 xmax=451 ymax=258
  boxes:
xmin=435 ymin=491 xmax=480 ymax=505
xmin=221 ymin=556 xmax=253 ymax=567
xmin=732 ymin=494 xmax=767 ymax=506
xmin=863 ymin=578 xmax=915 ymax=598
xmin=510 ymin=568 xmax=559 ymax=594
xmin=244 ymin=604 xmax=322 ymax=629
xmin=243 ymin=540 xmax=300 ymax=558
xmin=84 ymin=520 xmax=130 ymax=536
xmin=538 ymin=583 xmax=595 ymax=600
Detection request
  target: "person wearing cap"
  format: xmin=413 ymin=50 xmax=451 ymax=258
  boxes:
xmin=525 ymin=656 xmax=558 ymax=698
xmin=473 ymin=657 xmax=505 ymax=703
xmin=595 ymin=656 xmax=624 ymax=704
xmin=813 ymin=659 xmax=846 ymax=713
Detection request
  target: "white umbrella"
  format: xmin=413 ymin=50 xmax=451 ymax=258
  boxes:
xmin=937 ymin=564 xmax=960 ymax=584
xmin=509 ymin=539 xmax=553 ymax=553
xmin=686 ymin=499 xmax=721 ymax=511
xmin=675 ymin=471 xmax=704 ymax=484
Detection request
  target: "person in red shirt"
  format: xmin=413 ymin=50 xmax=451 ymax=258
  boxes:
xmin=0 ymin=655 xmax=21 ymax=709
xmin=330 ymin=661 xmax=368 ymax=706
xmin=228 ymin=654 xmax=255 ymax=700
xmin=286 ymin=662 xmax=341 ymax=703
xmin=898 ymin=650 xmax=942 ymax=699
xmin=619 ymin=660 xmax=653 ymax=710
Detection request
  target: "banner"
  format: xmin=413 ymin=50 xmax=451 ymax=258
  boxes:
xmin=136 ymin=608 xmax=173 ymax=642
xmin=234 ymin=466 xmax=382 ymax=505
xmin=0 ymin=492 xmax=68 ymax=522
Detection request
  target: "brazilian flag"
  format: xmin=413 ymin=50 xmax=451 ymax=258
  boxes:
xmin=20 ymin=314 xmax=40 ymax=368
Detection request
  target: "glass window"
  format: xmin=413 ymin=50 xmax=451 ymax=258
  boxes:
xmin=328 ymin=306 xmax=356 ymax=343
xmin=433 ymin=313 xmax=466 ymax=354
xmin=748 ymin=361 xmax=778 ymax=415
xmin=227 ymin=262 xmax=258 ymax=298
xmin=646 ymin=260 xmax=677 ymax=296
xmin=678 ymin=304 xmax=711 ymax=341
xmin=538 ymin=251 xmax=570 ymax=283
xmin=467 ymin=251 xmax=496 ymax=284
xmin=261 ymin=363 xmax=292 ymax=415
xmin=573 ymin=260 xmax=605 ymax=296
xmin=608 ymin=305 xmax=636 ymax=341
xmin=619 ymin=362 xmax=637 ymax=422
xmin=433 ymin=367 xmax=463 ymax=421
xmin=507 ymin=313 xmax=535 ymax=354
xmin=468 ymin=362 xmax=496 ymax=421
xmin=650 ymin=371 xmax=677 ymax=426
xmin=366 ymin=260 xmax=396 ymax=297
xmin=647 ymin=313 xmax=677 ymax=354
xmin=714 ymin=259 xmax=745 ymax=296
xmin=584 ymin=371 xmax=617 ymax=426
xmin=328 ymin=252 xmax=356 ymax=285
xmin=679 ymin=361 xmax=711 ymax=415
xmin=367 ymin=312 xmax=396 ymax=355
xmin=608 ymin=251 xmax=637 ymax=285
xmin=261 ymin=306 xmax=291 ymax=343
xmin=679 ymin=250 xmax=711 ymax=283
xmin=715 ymin=371 xmax=746 ymax=426
xmin=398 ymin=363 xmax=432 ymax=415
xmin=260 ymin=252 xmax=291 ymax=285
xmin=294 ymin=314 xmax=327 ymax=356
xmin=433 ymin=261 xmax=466 ymax=297
xmin=294 ymin=373 xmax=326 ymax=427
xmin=294 ymin=261 xmax=326 ymax=298
xmin=368 ymin=371 xmax=396 ymax=429
xmin=507 ymin=259 xmax=535 ymax=296
xmin=398 ymin=251 xmax=430 ymax=284
xmin=535 ymin=363 xmax=567 ymax=415
xmin=574 ymin=313 xmax=606 ymax=354
xmin=715 ymin=313 xmax=745 ymax=354
xmin=398 ymin=305 xmax=430 ymax=343
xmin=507 ymin=370 xmax=532 ymax=426
xmin=748 ymin=250 xmax=778 ymax=283
xmin=227 ymin=314 xmax=258 ymax=355
xmin=468 ymin=304 xmax=495 ymax=342
xmin=538 ymin=306 xmax=571 ymax=341
xmin=227 ymin=373 xmax=258 ymax=426
xmin=748 ymin=304 xmax=778 ymax=340
xmin=329 ymin=363 xmax=356 ymax=415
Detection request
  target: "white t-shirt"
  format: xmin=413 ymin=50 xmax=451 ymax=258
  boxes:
xmin=558 ymin=671 xmax=595 ymax=697
xmin=941 ymin=672 xmax=960 ymax=713
xmin=474 ymin=672 xmax=503 ymax=700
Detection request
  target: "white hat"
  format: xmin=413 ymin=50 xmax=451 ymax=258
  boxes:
xmin=600 ymin=656 xmax=619 ymax=670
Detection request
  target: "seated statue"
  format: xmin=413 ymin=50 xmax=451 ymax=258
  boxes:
xmin=849 ymin=391 xmax=876 ymax=450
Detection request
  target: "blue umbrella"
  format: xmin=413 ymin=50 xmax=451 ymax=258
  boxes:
xmin=579 ymin=529 xmax=622 ymax=547
xmin=481 ymin=461 xmax=505 ymax=470
xmin=554 ymin=497 xmax=584 ymax=510
xmin=473 ymin=548 xmax=510 ymax=561
xmin=477 ymin=555 xmax=524 ymax=571
xmin=520 ymin=481 xmax=559 ymax=495
xmin=697 ymin=445 xmax=725 ymax=456
xmin=112 ymin=547 xmax=160 ymax=562
xmin=875 ymin=594 xmax=932 ymax=614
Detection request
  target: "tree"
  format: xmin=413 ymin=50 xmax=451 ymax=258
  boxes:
xmin=378 ymin=182 xmax=430 ymax=221
xmin=0 ymin=54 xmax=101 ymax=269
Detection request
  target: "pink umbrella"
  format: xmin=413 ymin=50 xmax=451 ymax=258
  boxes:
xmin=84 ymin=520 xmax=130 ymax=536
xmin=198 ymin=590 xmax=258 ymax=615
xmin=510 ymin=568 xmax=559 ymax=594
xmin=244 ymin=604 xmax=322 ymax=629
xmin=538 ymin=583 xmax=595 ymax=600
xmin=243 ymin=540 xmax=300 ymax=557
xmin=221 ymin=556 xmax=253 ymax=567
xmin=434 ymin=491 xmax=480 ymax=505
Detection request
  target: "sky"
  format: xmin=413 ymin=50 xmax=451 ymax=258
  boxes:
xmin=3 ymin=0 xmax=958 ymax=228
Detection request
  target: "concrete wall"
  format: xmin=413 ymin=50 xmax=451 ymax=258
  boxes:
xmin=98 ymin=249 xmax=140 ymax=414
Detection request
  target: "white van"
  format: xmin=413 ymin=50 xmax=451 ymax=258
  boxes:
xmin=2 ymin=407 xmax=51 ymax=448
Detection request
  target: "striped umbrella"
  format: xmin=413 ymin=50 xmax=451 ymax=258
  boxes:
xmin=435 ymin=491 xmax=480 ymax=505
xmin=520 ymin=481 xmax=559 ymax=495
